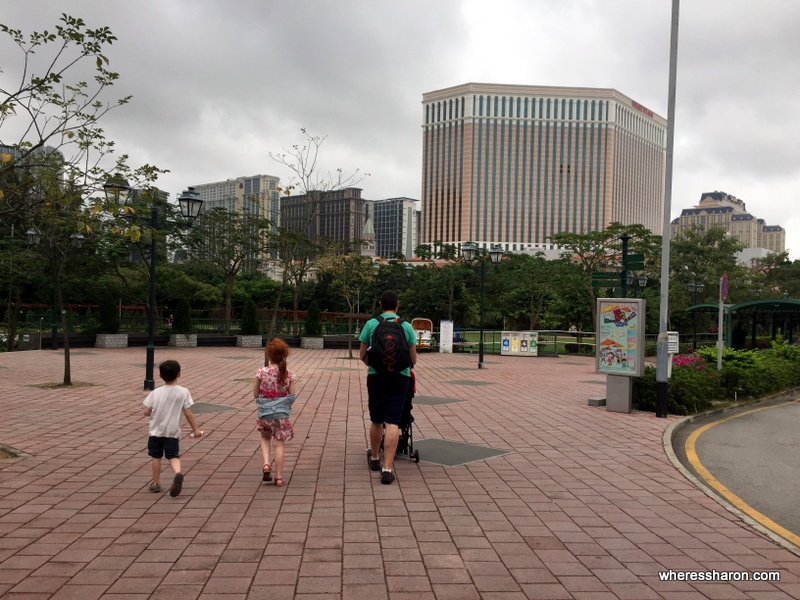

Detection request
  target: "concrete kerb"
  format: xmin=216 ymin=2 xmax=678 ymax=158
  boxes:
xmin=662 ymin=389 xmax=800 ymax=558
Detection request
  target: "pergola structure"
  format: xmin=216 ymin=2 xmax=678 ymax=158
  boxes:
xmin=688 ymin=298 xmax=800 ymax=348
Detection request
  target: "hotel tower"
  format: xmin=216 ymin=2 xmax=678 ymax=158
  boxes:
xmin=421 ymin=83 xmax=667 ymax=252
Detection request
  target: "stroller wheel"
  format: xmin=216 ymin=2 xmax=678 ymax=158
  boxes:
xmin=414 ymin=451 xmax=420 ymax=463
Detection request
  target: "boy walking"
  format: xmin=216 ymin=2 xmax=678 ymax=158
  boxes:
xmin=143 ymin=359 xmax=203 ymax=496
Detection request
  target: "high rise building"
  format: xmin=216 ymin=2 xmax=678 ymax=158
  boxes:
xmin=191 ymin=174 xmax=281 ymax=272
xmin=193 ymin=174 xmax=280 ymax=226
xmin=280 ymin=187 xmax=368 ymax=252
xmin=671 ymin=191 xmax=785 ymax=254
xmin=368 ymin=197 xmax=418 ymax=259
xmin=421 ymin=83 xmax=667 ymax=252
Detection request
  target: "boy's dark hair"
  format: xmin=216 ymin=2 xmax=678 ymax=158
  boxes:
xmin=380 ymin=290 xmax=399 ymax=311
xmin=159 ymin=360 xmax=181 ymax=382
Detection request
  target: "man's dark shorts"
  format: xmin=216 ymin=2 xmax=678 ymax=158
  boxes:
xmin=148 ymin=436 xmax=180 ymax=460
xmin=367 ymin=373 xmax=410 ymax=426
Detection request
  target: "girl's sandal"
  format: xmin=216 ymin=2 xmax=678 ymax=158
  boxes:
xmin=274 ymin=477 xmax=285 ymax=487
xmin=262 ymin=464 xmax=272 ymax=482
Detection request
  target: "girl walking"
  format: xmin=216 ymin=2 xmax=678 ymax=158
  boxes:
xmin=254 ymin=338 xmax=297 ymax=487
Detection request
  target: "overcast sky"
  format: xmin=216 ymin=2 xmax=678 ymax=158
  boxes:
xmin=3 ymin=1 xmax=799 ymax=258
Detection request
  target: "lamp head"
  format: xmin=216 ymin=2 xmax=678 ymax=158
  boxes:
xmin=177 ymin=187 xmax=203 ymax=225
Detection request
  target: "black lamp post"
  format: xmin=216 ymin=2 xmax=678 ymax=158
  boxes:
xmin=687 ymin=282 xmax=704 ymax=350
xmin=461 ymin=242 xmax=504 ymax=369
xmin=26 ymin=227 xmax=84 ymax=350
xmin=104 ymin=177 xmax=203 ymax=390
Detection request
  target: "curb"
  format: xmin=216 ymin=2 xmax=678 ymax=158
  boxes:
xmin=663 ymin=390 xmax=800 ymax=557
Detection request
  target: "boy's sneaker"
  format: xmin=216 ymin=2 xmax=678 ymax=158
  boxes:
xmin=170 ymin=472 xmax=184 ymax=497
xmin=380 ymin=470 xmax=395 ymax=485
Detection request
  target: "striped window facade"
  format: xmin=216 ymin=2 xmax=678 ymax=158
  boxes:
xmin=421 ymin=83 xmax=667 ymax=252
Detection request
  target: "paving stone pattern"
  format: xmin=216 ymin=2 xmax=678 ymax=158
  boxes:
xmin=1 ymin=348 xmax=799 ymax=599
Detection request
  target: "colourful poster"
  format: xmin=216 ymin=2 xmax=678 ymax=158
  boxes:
xmin=596 ymin=298 xmax=645 ymax=377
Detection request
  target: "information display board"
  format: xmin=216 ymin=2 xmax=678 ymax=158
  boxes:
xmin=500 ymin=331 xmax=538 ymax=357
xmin=439 ymin=320 xmax=453 ymax=353
xmin=595 ymin=298 xmax=646 ymax=377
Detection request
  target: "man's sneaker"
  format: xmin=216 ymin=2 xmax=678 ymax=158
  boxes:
xmin=170 ymin=472 xmax=184 ymax=497
xmin=380 ymin=470 xmax=395 ymax=485
xmin=367 ymin=449 xmax=381 ymax=472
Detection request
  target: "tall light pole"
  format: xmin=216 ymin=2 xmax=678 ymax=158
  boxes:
xmin=687 ymin=282 xmax=704 ymax=350
xmin=461 ymin=242 xmax=504 ymax=369
xmin=655 ymin=0 xmax=681 ymax=418
xmin=104 ymin=178 xmax=203 ymax=390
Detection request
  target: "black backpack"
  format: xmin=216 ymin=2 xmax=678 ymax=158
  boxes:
xmin=368 ymin=317 xmax=412 ymax=374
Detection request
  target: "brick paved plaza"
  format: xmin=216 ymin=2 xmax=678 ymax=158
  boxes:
xmin=1 ymin=347 xmax=799 ymax=599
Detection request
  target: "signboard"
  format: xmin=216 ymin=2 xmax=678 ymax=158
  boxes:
xmin=667 ymin=331 xmax=680 ymax=354
xmin=500 ymin=331 xmax=538 ymax=357
xmin=721 ymin=272 xmax=729 ymax=301
xmin=439 ymin=320 xmax=453 ymax=353
xmin=595 ymin=298 xmax=646 ymax=377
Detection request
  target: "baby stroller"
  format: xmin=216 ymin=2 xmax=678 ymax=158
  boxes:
xmin=395 ymin=370 xmax=420 ymax=463
xmin=370 ymin=370 xmax=420 ymax=465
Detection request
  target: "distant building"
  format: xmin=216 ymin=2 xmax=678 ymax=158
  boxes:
xmin=280 ymin=187 xmax=368 ymax=252
xmin=368 ymin=197 xmax=418 ymax=259
xmin=670 ymin=191 xmax=785 ymax=256
xmin=421 ymin=82 xmax=667 ymax=254
xmin=193 ymin=174 xmax=280 ymax=227
xmin=191 ymin=174 xmax=281 ymax=272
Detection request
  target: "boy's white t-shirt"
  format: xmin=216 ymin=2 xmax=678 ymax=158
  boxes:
xmin=143 ymin=384 xmax=194 ymax=438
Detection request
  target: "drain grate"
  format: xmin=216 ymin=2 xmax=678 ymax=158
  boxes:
xmin=413 ymin=438 xmax=512 ymax=467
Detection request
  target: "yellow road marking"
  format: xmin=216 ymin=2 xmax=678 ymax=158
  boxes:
xmin=685 ymin=401 xmax=800 ymax=546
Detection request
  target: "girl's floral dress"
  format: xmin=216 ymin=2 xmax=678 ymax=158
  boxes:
xmin=255 ymin=366 xmax=296 ymax=441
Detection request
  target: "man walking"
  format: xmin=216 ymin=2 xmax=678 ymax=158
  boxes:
xmin=359 ymin=290 xmax=417 ymax=484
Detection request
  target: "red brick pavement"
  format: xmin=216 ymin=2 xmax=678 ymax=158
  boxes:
xmin=1 ymin=347 xmax=799 ymax=599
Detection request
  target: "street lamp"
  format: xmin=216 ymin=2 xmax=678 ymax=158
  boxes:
xmin=687 ymin=282 xmax=704 ymax=350
xmin=626 ymin=272 xmax=649 ymax=297
xmin=461 ymin=242 xmax=504 ymax=369
xmin=104 ymin=177 xmax=203 ymax=390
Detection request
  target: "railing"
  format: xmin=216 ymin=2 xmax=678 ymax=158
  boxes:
xmin=18 ymin=312 xmax=365 ymax=337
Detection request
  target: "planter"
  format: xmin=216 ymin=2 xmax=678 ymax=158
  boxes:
xmin=95 ymin=333 xmax=129 ymax=349
xmin=169 ymin=333 xmax=197 ymax=348
xmin=301 ymin=336 xmax=325 ymax=349
xmin=236 ymin=335 xmax=263 ymax=348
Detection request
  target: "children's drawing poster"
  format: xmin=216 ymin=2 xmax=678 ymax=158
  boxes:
xmin=596 ymin=298 xmax=646 ymax=377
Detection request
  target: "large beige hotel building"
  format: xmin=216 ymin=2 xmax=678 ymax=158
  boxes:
xmin=421 ymin=83 xmax=667 ymax=251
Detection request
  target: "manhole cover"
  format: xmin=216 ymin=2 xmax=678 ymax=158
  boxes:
xmin=414 ymin=396 xmax=462 ymax=406
xmin=413 ymin=438 xmax=511 ymax=467
xmin=443 ymin=380 xmax=494 ymax=386
xmin=191 ymin=402 xmax=238 ymax=415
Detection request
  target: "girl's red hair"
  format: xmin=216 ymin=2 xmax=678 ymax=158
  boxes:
xmin=266 ymin=338 xmax=290 ymax=386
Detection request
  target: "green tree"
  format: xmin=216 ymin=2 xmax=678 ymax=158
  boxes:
xmin=317 ymin=251 xmax=376 ymax=358
xmin=269 ymin=129 xmax=367 ymax=334
xmin=240 ymin=296 xmax=260 ymax=336
xmin=172 ymin=297 xmax=194 ymax=334
xmin=186 ymin=206 xmax=271 ymax=334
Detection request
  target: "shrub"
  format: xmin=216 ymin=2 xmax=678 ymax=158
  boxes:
xmin=240 ymin=297 xmax=260 ymax=336
xmin=172 ymin=298 xmax=194 ymax=334
xmin=98 ymin=294 xmax=120 ymax=334
xmin=304 ymin=300 xmax=323 ymax=336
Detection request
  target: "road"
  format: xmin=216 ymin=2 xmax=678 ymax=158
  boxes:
xmin=672 ymin=397 xmax=800 ymax=546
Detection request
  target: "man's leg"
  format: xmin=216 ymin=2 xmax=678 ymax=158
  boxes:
xmin=382 ymin=424 xmax=400 ymax=472
xmin=370 ymin=422 xmax=384 ymax=459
